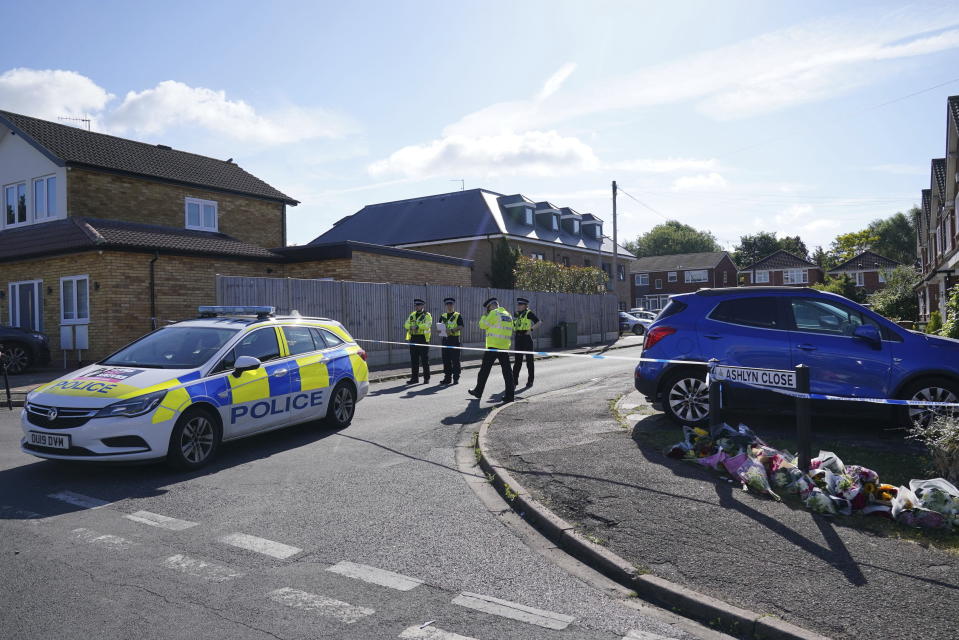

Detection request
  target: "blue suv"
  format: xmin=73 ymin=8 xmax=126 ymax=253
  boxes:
xmin=635 ymin=287 xmax=959 ymax=426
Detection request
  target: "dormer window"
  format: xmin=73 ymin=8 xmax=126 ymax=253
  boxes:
xmin=185 ymin=197 xmax=218 ymax=232
xmin=583 ymin=222 xmax=602 ymax=239
xmin=549 ymin=214 xmax=559 ymax=231
xmin=522 ymin=206 xmax=534 ymax=225
xmin=571 ymin=219 xmax=580 ymax=234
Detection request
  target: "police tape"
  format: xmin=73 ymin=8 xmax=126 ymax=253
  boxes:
xmin=353 ymin=338 xmax=709 ymax=367
xmin=706 ymin=371 xmax=959 ymax=409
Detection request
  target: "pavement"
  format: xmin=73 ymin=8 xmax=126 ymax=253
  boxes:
xmin=481 ymin=376 xmax=959 ymax=640
xmin=1 ymin=340 xmax=737 ymax=640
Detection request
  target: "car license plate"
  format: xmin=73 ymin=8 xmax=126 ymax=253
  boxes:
xmin=29 ymin=431 xmax=70 ymax=450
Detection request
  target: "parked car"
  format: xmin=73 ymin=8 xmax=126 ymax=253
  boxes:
xmin=635 ymin=287 xmax=959 ymax=427
xmin=619 ymin=312 xmax=651 ymax=335
xmin=0 ymin=326 xmax=51 ymax=374
xmin=629 ymin=309 xmax=659 ymax=322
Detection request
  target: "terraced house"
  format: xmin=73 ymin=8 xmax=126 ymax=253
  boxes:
xmin=915 ymin=95 xmax=959 ymax=321
xmin=738 ymin=249 xmax=823 ymax=287
xmin=0 ymin=111 xmax=471 ymax=364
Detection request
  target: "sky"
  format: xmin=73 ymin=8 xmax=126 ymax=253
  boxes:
xmin=1 ymin=0 xmax=957 ymax=252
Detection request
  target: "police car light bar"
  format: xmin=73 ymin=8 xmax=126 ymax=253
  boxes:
xmin=198 ymin=305 xmax=276 ymax=318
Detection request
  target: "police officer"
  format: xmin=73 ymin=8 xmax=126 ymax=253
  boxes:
xmin=439 ymin=297 xmax=464 ymax=385
xmin=404 ymin=298 xmax=432 ymax=384
xmin=468 ymin=297 xmax=515 ymax=403
xmin=512 ymin=296 xmax=541 ymax=388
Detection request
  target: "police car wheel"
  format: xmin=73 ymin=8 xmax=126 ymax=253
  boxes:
xmin=325 ymin=382 xmax=356 ymax=428
xmin=167 ymin=408 xmax=221 ymax=469
xmin=661 ymin=369 xmax=709 ymax=426
xmin=898 ymin=377 xmax=959 ymax=429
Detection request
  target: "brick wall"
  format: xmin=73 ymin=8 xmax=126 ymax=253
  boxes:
xmin=67 ymin=168 xmax=285 ymax=248
xmin=285 ymin=259 xmax=353 ymax=280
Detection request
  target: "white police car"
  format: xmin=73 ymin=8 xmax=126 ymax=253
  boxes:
xmin=21 ymin=306 xmax=369 ymax=469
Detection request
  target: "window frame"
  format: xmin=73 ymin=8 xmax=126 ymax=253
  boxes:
xmin=783 ymin=269 xmax=809 ymax=285
xmin=667 ymin=271 xmax=677 ymax=283
xmin=4 ymin=181 xmax=28 ymax=228
xmin=635 ymin=273 xmax=649 ymax=286
xmin=754 ymin=270 xmax=769 ymax=284
xmin=530 ymin=252 xmax=545 ymax=261
xmin=878 ymin=270 xmax=886 ymax=284
xmin=684 ymin=269 xmax=708 ymax=283
xmin=59 ymin=275 xmax=90 ymax=325
xmin=654 ymin=278 xmax=663 ymax=290
xmin=33 ymin=175 xmax=57 ymax=220
xmin=855 ymin=271 xmax=865 ymax=287
xmin=184 ymin=197 xmax=218 ymax=232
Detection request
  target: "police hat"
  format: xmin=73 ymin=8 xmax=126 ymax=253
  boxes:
xmin=516 ymin=297 xmax=530 ymax=305
xmin=483 ymin=297 xmax=498 ymax=307
xmin=444 ymin=297 xmax=456 ymax=304
xmin=413 ymin=298 xmax=425 ymax=305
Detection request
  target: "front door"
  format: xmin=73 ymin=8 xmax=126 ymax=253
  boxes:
xmin=9 ymin=280 xmax=42 ymax=331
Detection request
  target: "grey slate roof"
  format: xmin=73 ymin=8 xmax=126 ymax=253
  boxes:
xmin=275 ymin=241 xmax=473 ymax=267
xmin=740 ymin=249 xmax=819 ymax=272
xmin=932 ymin=158 xmax=946 ymax=198
xmin=828 ymin=250 xmax=901 ymax=274
xmin=0 ymin=217 xmax=280 ymax=262
xmin=949 ymin=95 xmax=959 ymax=132
xmin=308 ymin=188 xmax=633 ymax=258
xmin=0 ymin=110 xmax=297 ymax=204
xmin=630 ymin=251 xmax=730 ymax=272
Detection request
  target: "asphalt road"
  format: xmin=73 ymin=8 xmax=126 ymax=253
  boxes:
xmin=0 ymin=344 xmax=724 ymax=640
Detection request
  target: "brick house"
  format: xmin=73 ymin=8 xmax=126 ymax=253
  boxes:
xmin=307 ymin=189 xmax=636 ymax=307
xmin=0 ymin=110 xmax=471 ymax=363
xmin=915 ymin=95 xmax=959 ymax=321
xmin=739 ymin=250 xmax=823 ymax=287
xmin=629 ymin=251 xmax=737 ymax=310
xmin=826 ymin=250 xmax=901 ymax=294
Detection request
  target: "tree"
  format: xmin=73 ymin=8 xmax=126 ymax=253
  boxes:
xmin=868 ymin=265 xmax=920 ymax=321
xmin=733 ymin=231 xmax=808 ymax=267
xmin=625 ymin=220 xmax=721 ymax=258
xmin=939 ymin=285 xmax=959 ymax=339
xmin=827 ymin=229 xmax=878 ymax=265
xmin=927 ymin=311 xmax=943 ymax=334
xmin=812 ymin=274 xmax=866 ymax=303
xmin=810 ymin=245 xmax=834 ymax=270
xmin=867 ymin=210 xmax=918 ymax=266
xmin=513 ymin=256 xmax=606 ymax=294
xmin=489 ymin=238 xmax=519 ymax=289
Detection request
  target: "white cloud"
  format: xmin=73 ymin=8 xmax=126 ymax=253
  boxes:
xmin=106 ymin=80 xmax=356 ymax=145
xmin=0 ymin=68 xmax=113 ymax=121
xmin=775 ymin=204 xmax=813 ymax=225
xmin=802 ymin=218 xmax=842 ymax=232
xmin=671 ymin=172 xmax=728 ymax=191
xmin=614 ymin=157 xmax=719 ymax=173
xmin=537 ymin=63 xmax=577 ymax=101
xmin=368 ymin=130 xmax=599 ymax=178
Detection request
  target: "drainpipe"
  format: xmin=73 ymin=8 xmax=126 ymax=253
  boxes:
xmin=149 ymin=252 xmax=159 ymax=330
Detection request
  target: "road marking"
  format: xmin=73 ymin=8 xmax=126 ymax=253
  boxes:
xmin=267 ymin=587 xmax=374 ymax=624
xmin=71 ymin=527 xmax=135 ymax=549
xmin=326 ymin=561 xmax=423 ymax=591
xmin=161 ymin=554 xmax=244 ymax=582
xmin=124 ymin=510 xmax=198 ymax=531
xmin=47 ymin=491 xmax=110 ymax=509
xmin=623 ymin=631 xmax=680 ymax=640
xmin=399 ymin=625 xmax=478 ymax=640
xmin=451 ymin=592 xmax=574 ymax=630
xmin=218 ymin=532 xmax=302 ymax=559
xmin=1 ymin=504 xmax=45 ymax=523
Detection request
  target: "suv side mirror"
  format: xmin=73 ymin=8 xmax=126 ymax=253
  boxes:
xmin=232 ymin=355 xmax=262 ymax=377
xmin=853 ymin=325 xmax=881 ymax=347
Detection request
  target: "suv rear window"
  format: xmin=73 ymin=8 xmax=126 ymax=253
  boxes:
xmin=657 ymin=300 xmax=687 ymax=319
xmin=709 ymin=297 xmax=779 ymax=329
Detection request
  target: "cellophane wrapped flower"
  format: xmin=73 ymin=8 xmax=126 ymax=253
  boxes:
xmin=810 ymin=450 xmax=846 ymax=475
xmin=734 ymin=457 xmax=780 ymax=501
xmin=804 ymin=488 xmax=837 ymax=515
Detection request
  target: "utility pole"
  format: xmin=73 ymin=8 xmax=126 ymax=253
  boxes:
xmin=612 ymin=180 xmax=618 ymax=297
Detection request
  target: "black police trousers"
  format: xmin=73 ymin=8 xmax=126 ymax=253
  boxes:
xmin=442 ymin=336 xmax=461 ymax=379
xmin=474 ymin=348 xmax=514 ymax=399
xmin=512 ymin=333 xmax=534 ymax=384
xmin=409 ymin=335 xmax=430 ymax=380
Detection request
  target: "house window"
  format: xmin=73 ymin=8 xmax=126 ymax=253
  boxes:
xmin=668 ymin=271 xmax=677 ymax=283
xmin=522 ymin=207 xmax=534 ymax=225
xmin=878 ymin=270 xmax=886 ymax=284
xmin=530 ymin=252 xmax=545 ymax=260
xmin=755 ymin=270 xmax=769 ymax=283
xmin=635 ymin=273 xmax=649 ymax=286
xmin=617 ymin=264 xmax=625 ymax=281
xmin=4 ymin=182 xmax=27 ymax=227
xmin=8 ymin=280 xmax=42 ymax=331
xmin=561 ymin=256 xmax=570 ymax=267
xmin=33 ymin=175 xmax=57 ymax=220
xmin=549 ymin=215 xmax=559 ymax=231
xmin=783 ymin=269 xmax=808 ymax=284
xmin=854 ymin=272 xmax=864 ymax=287
xmin=185 ymin=197 xmax=218 ymax=231
xmin=571 ymin=220 xmax=580 ymax=234
xmin=655 ymin=278 xmax=663 ymax=290
xmin=61 ymin=275 xmax=90 ymax=324
xmin=685 ymin=269 xmax=708 ymax=283
xmin=723 ymin=271 xmax=728 ymax=285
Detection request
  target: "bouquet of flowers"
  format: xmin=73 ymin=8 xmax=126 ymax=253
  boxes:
xmin=804 ymin=488 xmax=837 ymax=515
xmin=810 ymin=450 xmax=846 ymax=475
xmin=891 ymin=484 xmax=950 ymax=529
xmin=733 ymin=456 xmax=780 ymax=501
xmin=909 ymin=479 xmax=959 ymax=528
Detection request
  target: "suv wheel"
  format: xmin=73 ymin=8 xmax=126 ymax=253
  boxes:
xmin=0 ymin=342 xmax=32 ymax=374
xmin=662 ymin=369 xmax=709 ymax=426
xmin=167 ymin=407 xmax=221 ymax=470
xmin=898 ymin=377 xmax=959 ymax=428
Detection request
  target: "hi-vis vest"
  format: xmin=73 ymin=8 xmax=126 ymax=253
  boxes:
xmin=440 ymin=311 xmax=462 ymax=338
xmin=404 ymin=311 xmax=432 ymax=341
xmin=514 ymin=309 xmax=534 ymax=331
xmin=479 ymin=307 xmax=513 ymax=349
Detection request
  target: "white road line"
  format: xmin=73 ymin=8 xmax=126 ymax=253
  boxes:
xmin=71 ymin=527 xmax=135 ymax=549
xmin=1 ymin=504 xmax=45 ymax=523
xmin=218 ymin=532 xmax=302 ymax=559
xmin=161 ymin=554 xmax=244 ymax=582
xmin=623 ymin=631 xmax=680 ymax=640
xmin=399 ymin=625 xmax=479 ymax=640
xmin=451 ymin=592 xmax=574 ymax=630
xmin=268 ymin=587 xmax=374 ymax=624
xmin=326 ymin=561 xmax=424 ymax=591
xmin=124 ymin=510 xmax=198 ymax=531
xmin=47 ymin=491 xmax=110 ymax=509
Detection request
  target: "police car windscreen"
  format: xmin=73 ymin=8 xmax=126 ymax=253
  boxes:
xmin=101 ymin=327 xmax=240 ymax=369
